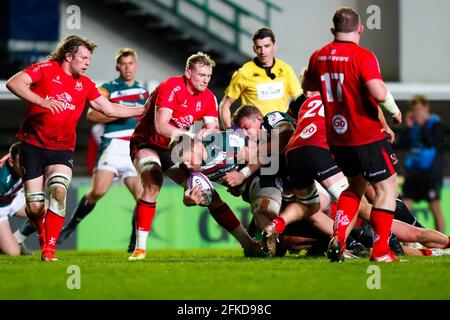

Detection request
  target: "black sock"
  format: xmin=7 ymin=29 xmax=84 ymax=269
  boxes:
xmin=67 ymin=195 xmax=96 ymax=228
xmin=394 ymin=198 xmax=424 ymax=228
xmin=19 ymin=219 xmax=37 ymax=237
xmin=128 ymin=207 xmax=137 ymax=250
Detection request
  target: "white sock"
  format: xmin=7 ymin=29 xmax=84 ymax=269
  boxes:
xmin=13 ymin=230 xmax=27 ymax=244
xmin=136 ymin=230 xmax=149 ymax=250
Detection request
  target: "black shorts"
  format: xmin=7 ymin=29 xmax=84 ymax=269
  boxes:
xmin=330 ymin=139 xmax=398 ymax=182
xmin=129 ymin=139 xmax=174 ymax=172
xmin=402 ymin=174 xmax=443 ymax=201
xmin=286 ymin=146 xmax=341 ymax=189
xmin=19 ymin=142 xmax=73 ymax=181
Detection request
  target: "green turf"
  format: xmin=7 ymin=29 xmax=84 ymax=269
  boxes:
xmin=1 ymin=249 xmax=450 ymax=300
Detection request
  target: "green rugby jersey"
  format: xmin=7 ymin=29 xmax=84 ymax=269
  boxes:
xmin=99 ymin=78 xmax=149 ymax=139
xmin=0 ymin=164 xmax=22 ymax=208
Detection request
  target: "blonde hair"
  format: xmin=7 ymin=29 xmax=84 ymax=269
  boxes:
xmin=48 ymin=35 xmax=97 ymax=63
xmin=186 ymin=52 xmax=215 ymax=70
xmin=115 ymin=48 xmax=138 ymax=64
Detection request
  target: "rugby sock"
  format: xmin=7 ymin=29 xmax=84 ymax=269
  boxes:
xmin=419 ymin=249 xmax=432 ymax=256
xmin=44 ymin=209 xmax=65 ymax=252
xmin=28 ymin=210 xmax=46 ymax=250
xmin=209 ymin=203 xmax=253 ymax=246
xmin=67 ymin=195 xmax=96 ymax=228
xmin=335 ymin=190 xmax=361 ymax=246
xmin=135 ymin=199 xmax=156 ymax=250
xmin=394 ymin=198 xmax=424 ymax=228
xmin=370 ymin=208 xmax=395 ymax=257
xmin=128 ymin=207 xmax=137 ymax=251
xmin=13 ymin=220 xmax=37 ymax=244
xmin=272 ymin=216 xmax=287 ymax=234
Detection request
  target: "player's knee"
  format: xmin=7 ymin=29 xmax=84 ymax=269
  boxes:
xmin=89 ymin=187 xmax=108 ymax=201
xmin=137 ymin=156 xmax=162 ymax=174
xmin=46 ymin=173 xmax=71 ymax=217
xmin=3 ymin=245 xmax=20 ymax=256
xmin=251 ymin=197 xmax=281 ymax=219
xmin=327 ymin=178 xmax=349 ymax=202
xmin=295 ymin=184 xmax=320 ymax=208
xmin=25 ymin=192 xmax=46 ymax=217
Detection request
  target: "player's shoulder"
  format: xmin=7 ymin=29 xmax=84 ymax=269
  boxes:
xmin=25 ymin=60 xmax=57 ymax=74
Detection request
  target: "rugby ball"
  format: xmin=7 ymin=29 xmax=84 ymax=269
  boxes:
xmin=188 ymin=172 xmax=214 ymax=207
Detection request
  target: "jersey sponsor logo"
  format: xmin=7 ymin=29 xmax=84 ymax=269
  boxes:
xmin=168 ymin=86 xmax=181 ymax=102
xmin=172 ymin=115 xmax=194 ymax=129
xmin=332 ymin=114 xmax=348 ymax=134
xmin=46 ymin=92 xmax=76 ymax=111
xmin=32 ymin=62 xmax=51 ymax=73
xmin=252 ymin=72 xmax=260 ymax=78
xmin=74 ymin=81 xmax=83 ymax=91
xmin=52 ymin=75 xmax=62 ymax=85
xmin=267 ymin=112 xmax=284 ymax=127
xmin=365 ymin=169 xmax=386 ymax=178
xmin=390 ymin=153 xmax=398 ymax=165
xmin=256 ymin=82 xmax=283 ymax=101
xmin=300 ymin=123 xmax=317 ymax=139
xmin=195 ymin=101 xmax=202 ymax=112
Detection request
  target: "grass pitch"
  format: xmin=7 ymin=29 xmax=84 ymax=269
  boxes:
xmin=1 ymin=249 xmax=450 ymax=300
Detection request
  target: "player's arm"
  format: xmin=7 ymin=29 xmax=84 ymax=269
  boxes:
xmin=154 ymin=107 xmax=191 ymax=140
xmin=378 ymin=107 xmax=395 ymax=144
xmin=365 ymin=79 xmax=402 ymax=124
xmin=87 ymin=108 xmax=118 ymax=123
xmin=89 ymin=95 xmax=145 ymax=119
xmin=219 ymin=96 xmax=236 ymax=129
xmin=86 ymin=86 xmax=118 ymax=123
xmin=6 ymin=72 xmax=64 ymax=114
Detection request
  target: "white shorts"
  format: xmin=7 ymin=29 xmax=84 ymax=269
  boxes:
xmin=0 ymin=189 xmax=26 ymax=223
xmin=95 ymin=138 xmax=138 ymax=180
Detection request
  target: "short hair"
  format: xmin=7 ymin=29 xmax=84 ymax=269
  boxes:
xmin=9 ymin=142 xmax=21 ymax=162
xmin=232 ymin=105 xmax=263 ymax=125
xmin=115 ymin=48 xmax=138 ymax=64
xmin=410 ymin=94 xmax=429 ymax=107
xmin=48 ymin=35 xmax=97 ymax=63
xmin=186 ymin=52 xmax=215 ymax=70
xmin=333 ymin=7 xmax=361 ymax=33
xmin=252 ymin=28 xmax=275 ymax=43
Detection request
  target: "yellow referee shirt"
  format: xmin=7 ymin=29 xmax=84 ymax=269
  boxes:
xmin=225 ymin=58 xmax=302 ymax=115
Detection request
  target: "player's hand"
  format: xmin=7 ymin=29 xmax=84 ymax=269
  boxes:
xmin=39 ymin=99 xmax=64 ymax=114
xmin=0 ymin=153 xmax=10 ymax=168
xmin=183 ymin=185 xmax=204 ymax=206
xmin=381 ymin=127 xmax=395 ymax=144
xmin=223 ymin=170 xmax=246 ymax=187
xmin=392 ymin=111 xmax=402 ymax=125
xmin=195 ymin=127 xmax=220 ymax=141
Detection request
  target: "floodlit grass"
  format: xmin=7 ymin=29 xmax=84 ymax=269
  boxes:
xmin=1 ymin=249 xmax=450 ymax=300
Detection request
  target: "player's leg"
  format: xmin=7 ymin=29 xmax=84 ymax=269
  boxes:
xmin=0 ymin=218 xmax=20 ymax=256
xmin=59 ymin=169 xmax=114 ymax=243
xmin=128 ymin=146 xmax=163 ymax=261
xmin=123 ymin=175 xmax=143 ymax=253
xmin=392 ymin=219 xmax=450 ymax=248
xmin=19 ymin=143 xmax=47 ymax=251
xmin=429 ymin=199 xmax=446 ymax=233
xmin=206 ymin=190 xmax=265 ymax=257
xmin=42 ymin=164 xmax=72 ymax=261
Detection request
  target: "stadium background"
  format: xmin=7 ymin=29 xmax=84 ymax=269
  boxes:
xmin=1 ymin=0 xmax=450 ymax=251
